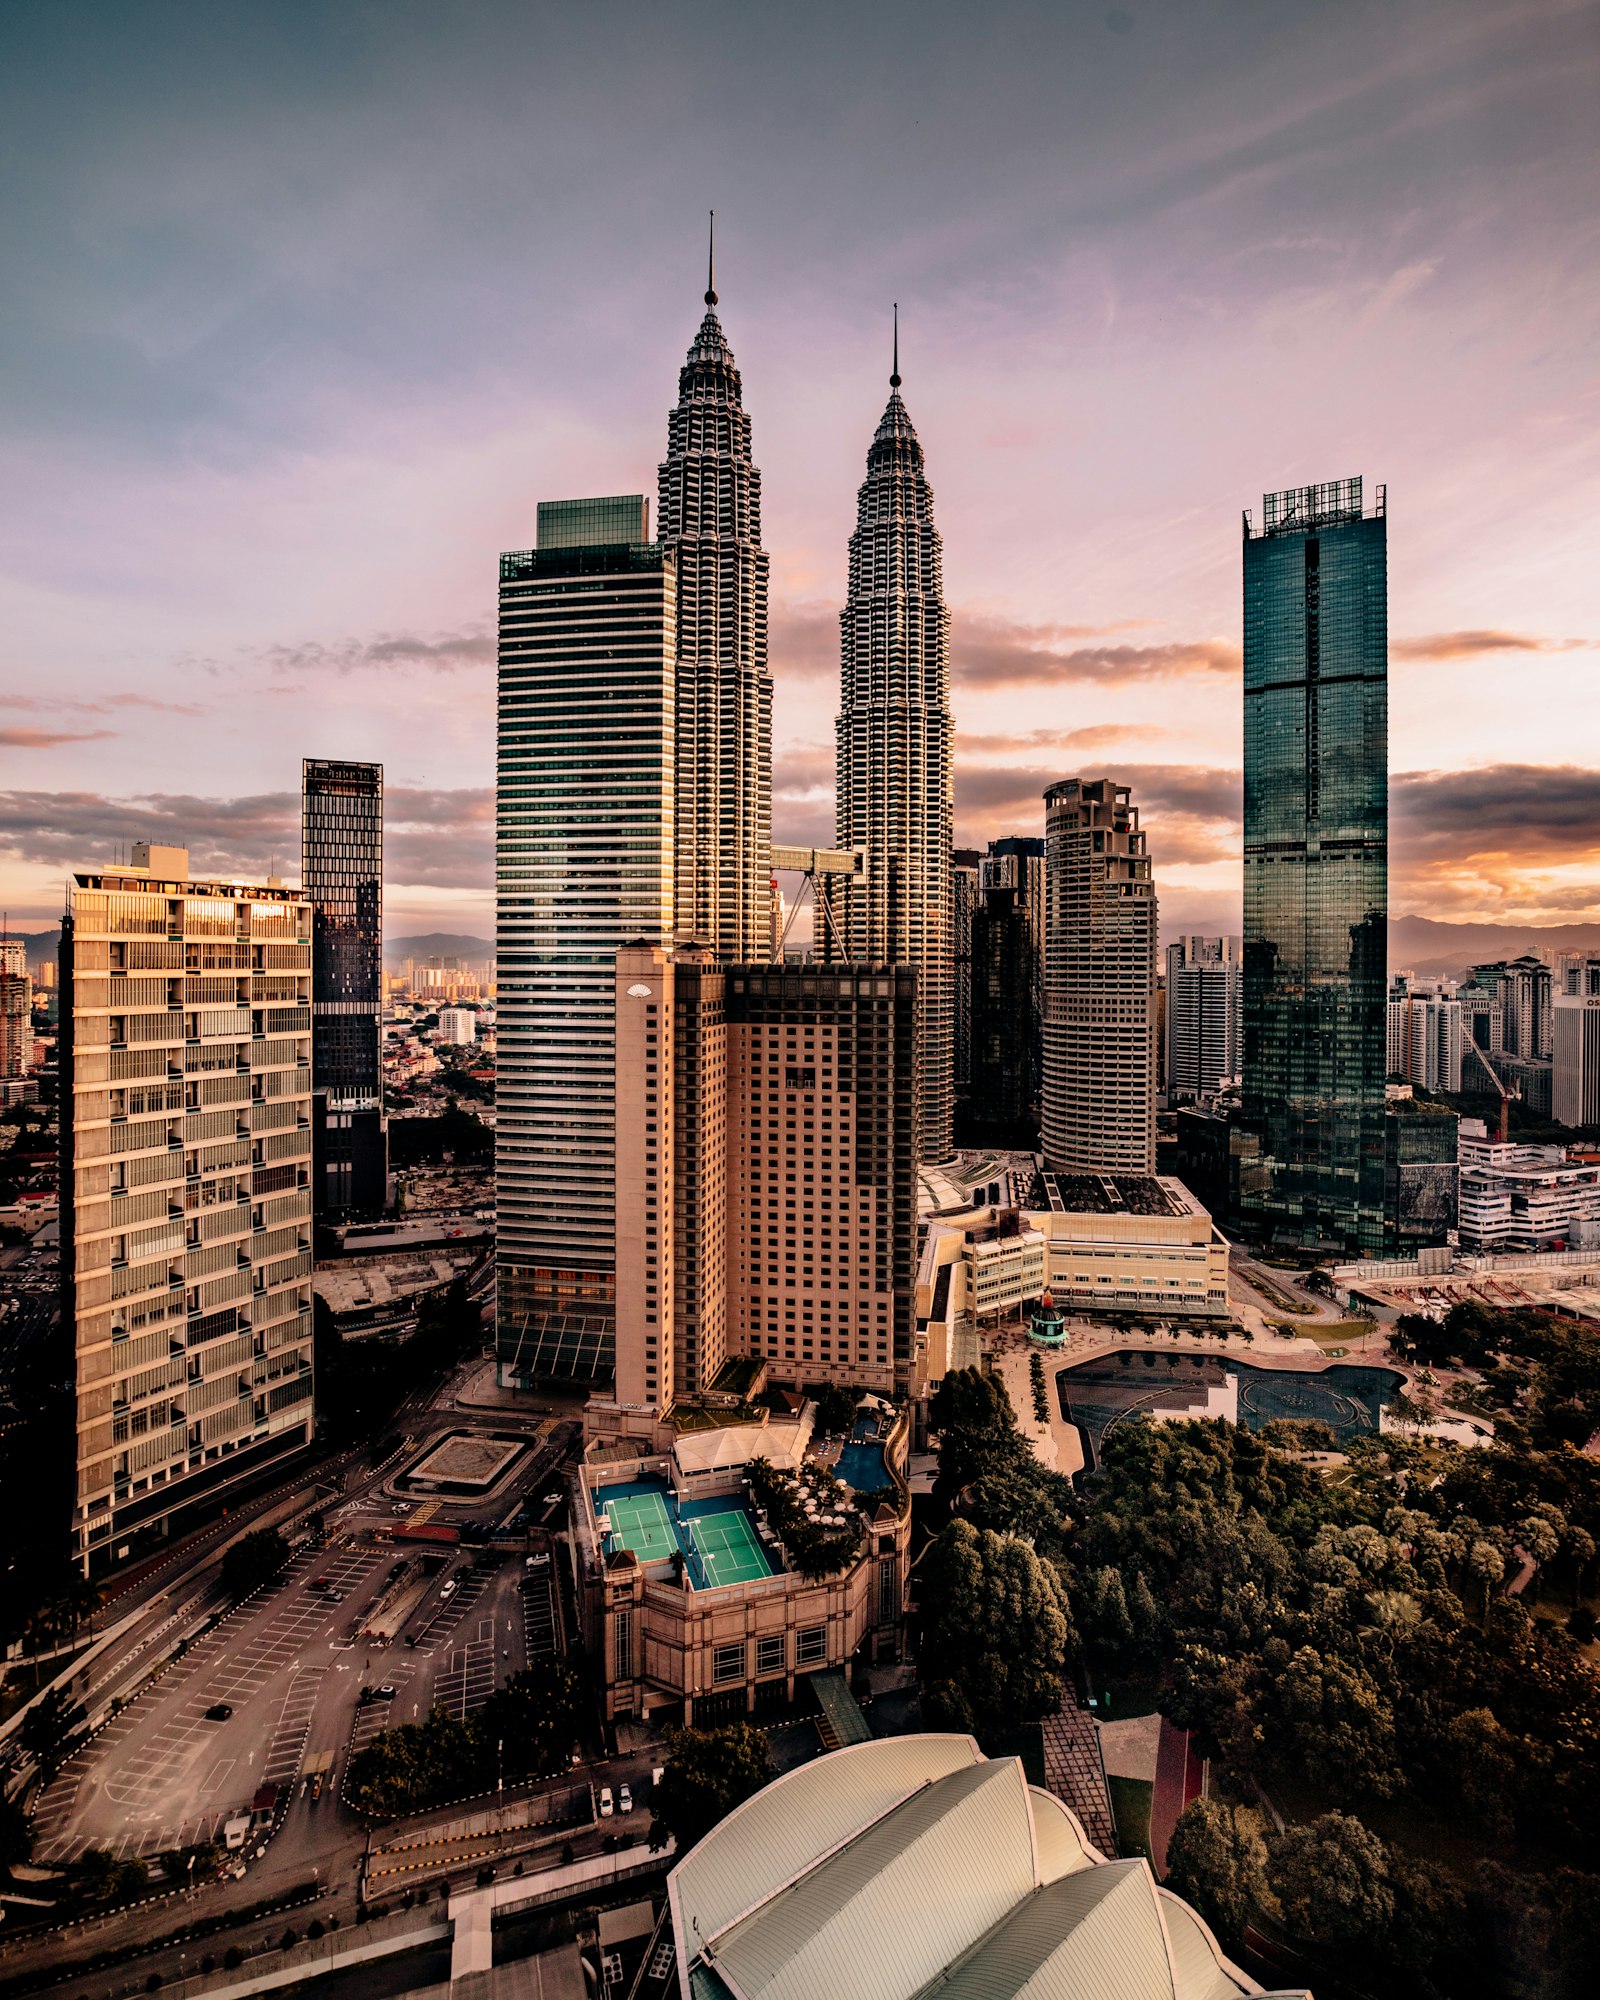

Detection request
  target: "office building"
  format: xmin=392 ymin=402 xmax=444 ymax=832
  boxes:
xmin=969 ymin=837 xmax=1045 ymax=1139
xmin=1240 ymin=478 xmax=1388 ymax=1254
xmin=301 ymin=759 xmax=386 ymax=1219
xmin=1384 ymin=1090 xmax=1459 ymax=1252
xmin=60 ymin=844 xmax=314 ymax=1574
xmin=1457 ymin=1123 xmax=1600 ymax=1251
xmin=951 ymin=850 xmax=979 ymax=1093
xmin=832 ymin=334 xmax=955 ymax=1160
xmin=1041 ymin=779 xmax=1157 ymax=1174
xmin=660 ymin=261 xmax=772 ymax=962
xmin=1554 ymin=961 xmax=1600 ymax=1127
xmin=648 ymin=1734 xmax=1286 ymax=2000
xmin=611 ymin=946 xmax=917 ymax=1410
xmin=1165 ymin=935 xmax=1241 ymax=1104
xmin=496 ymin=495 xmax=674 ymax=1388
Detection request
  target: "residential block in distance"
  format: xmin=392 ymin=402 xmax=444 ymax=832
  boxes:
xmin=60 ymin=844 xmax=315 ymax=1574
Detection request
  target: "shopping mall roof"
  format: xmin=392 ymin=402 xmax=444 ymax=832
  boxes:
xmin=666 ymin=1735 xmax=1300 ymax=2000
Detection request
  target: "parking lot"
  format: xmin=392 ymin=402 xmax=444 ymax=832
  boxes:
xmin=31 ymin=1534 xmax=535 ymax=1866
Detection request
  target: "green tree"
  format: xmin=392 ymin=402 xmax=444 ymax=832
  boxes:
xmin=1162 ymin=1798 xmax=1274 ymax=1945
xmin=220 ymin=1527 xmax=289 ymax=1601
xmin=649 ymin=1724 xmax=771 ymax=1856
xmin=478 ymin=1659 xmax=581 ymax=1780
xmin=1267 ymin=1812 xmax=1395 ymax=1952
xmin=1265 ymin=1648 xmax=1400 ymax=1802
xmin=918 ymin=1519 xmax=1074 ymax=1737
xmin=20 ymin=1685 xmax=86 ymax=1773
xmin=0 ymin=1795 xmax=34 ymax=1875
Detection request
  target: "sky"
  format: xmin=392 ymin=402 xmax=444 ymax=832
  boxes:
xmin=2 ymin=0 xmax=1598 ymax=946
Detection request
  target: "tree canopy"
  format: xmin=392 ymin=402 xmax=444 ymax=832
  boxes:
xmin=220 ymin=1527 xmax=289 ymax=1601
xmin=918 ymin=1518 xmax=1075 ymax=1737
xmin=648 ymin=1723 xmax=771 ymax=1856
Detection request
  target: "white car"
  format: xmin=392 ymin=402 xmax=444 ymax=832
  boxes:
xmin=618 ymin=1784 xmax=633 ymax=1814
xmin=440 ymin=1578 xmax=458 ymax=1598
xmin=598 ymin=1786 xmax=614 ymax=1817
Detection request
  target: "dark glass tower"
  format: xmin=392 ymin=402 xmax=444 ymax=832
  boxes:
xmin=1240 ymin=479 xmax=1388 ymax=1253
xmin=969 ymin=837 xmax=1045 ymax=1143
xmin=302 ymin=759 xmax=386 ymax=1218
xmin=833 ymin=323 xmax=954 ymax=1160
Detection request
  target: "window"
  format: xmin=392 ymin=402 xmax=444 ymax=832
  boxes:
xmin=712 ymin=1642 xmax=745 ymax=1686
xmin=755 ymin=1634 xmax=786 ymax=1678
xmin=614 ymin=1610 xmax=633 ymax=1680
xmin=796 ymin=1623 xmax=827 ymax=1667
xmin=786 ymin=1066 xmax=815 ymax=1090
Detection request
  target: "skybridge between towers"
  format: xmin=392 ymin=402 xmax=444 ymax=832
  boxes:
xmin=769 ymin=843 xmax=866 ymax=958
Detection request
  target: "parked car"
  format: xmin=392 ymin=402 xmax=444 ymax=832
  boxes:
xmin=618 ymin=1784 xmax=633 ymax=1814
xmin=205 ymin=1703 xmax=234 ymax=1722
xmin=440 ymin=1578 xmax=458 ymax=1598
xmin=598 ymin=1786 xmax=614 ymax=1817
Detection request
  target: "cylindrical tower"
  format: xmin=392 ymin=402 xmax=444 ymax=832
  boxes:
xmin=1041 ymin=778 xmax=1158 ymax=1173
xmin=833 ymin=328 xmax=954 ymax=1160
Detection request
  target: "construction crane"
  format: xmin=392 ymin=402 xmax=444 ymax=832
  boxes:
xmin=1465 ymin=1039 xmax=1519 ymax=1144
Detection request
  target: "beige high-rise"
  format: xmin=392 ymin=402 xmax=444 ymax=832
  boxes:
xmin=1042 ymin=780 xmax=1158 ymax=1174
xmin=62 ymin=844 xmax=315 ymax=1574
xmin=612 ymin=945 xmax=917 ymax=1411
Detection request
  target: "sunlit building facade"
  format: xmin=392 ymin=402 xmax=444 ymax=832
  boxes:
xmin=496 ymin=496 xmax=675 ymax=1386
xmin=1240 ymin=478 xmax=1388 ymax=1253
xmin=832 ymin=345 xmax=954 ymax=1161
xmin=61 ymin=844 xmax=314 ymax=1574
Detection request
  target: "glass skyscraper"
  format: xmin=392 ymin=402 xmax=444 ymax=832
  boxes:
xmin=495 ymin=499 xmax=675 ymax=1386
xmin=302 ymin=759 xmax=385 ymax=1218
xmin=1240 ymin=478 xmax=1388 ymax=1253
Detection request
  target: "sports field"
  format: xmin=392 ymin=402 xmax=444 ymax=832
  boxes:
xmin=682 ymin=1504 xmax=772 ymax=1587
xmin=594 ymin=1481 xmax=776 ymax=1588
xmin=597 ymin=1486 xmax=677 ymax=1563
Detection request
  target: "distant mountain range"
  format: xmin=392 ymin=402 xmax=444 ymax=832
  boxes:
xmin=1387 ymin=916 xmax=1600 ymax=978
xmin=384 ymin=932 xmax=493 ymax=966
xmin=10 ymin=919 xmax=1598 ymax=983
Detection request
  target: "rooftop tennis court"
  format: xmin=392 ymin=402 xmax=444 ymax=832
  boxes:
xmin=594 ymin=1479 xmax=778 ymax=1590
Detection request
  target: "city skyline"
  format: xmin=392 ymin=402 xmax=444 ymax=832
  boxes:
xmin=3 ymin=2 xmax=1598 ymax=943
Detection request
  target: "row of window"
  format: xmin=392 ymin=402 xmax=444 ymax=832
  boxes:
xmin=709 ymin=1623 xmax=829 ymax=1685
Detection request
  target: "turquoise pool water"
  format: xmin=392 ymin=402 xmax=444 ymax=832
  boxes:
xmin=835 ymin=1415 xmax=890 ymax=1492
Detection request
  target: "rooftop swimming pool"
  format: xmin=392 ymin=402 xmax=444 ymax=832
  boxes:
xmin=1055 ymin=1350 xmax=1403 ymax=1462
xmin=834 ymin=1413 xmax=891 ymax=1493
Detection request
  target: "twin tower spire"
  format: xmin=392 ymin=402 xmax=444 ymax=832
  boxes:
xmin=669 ymin=221 xmax=954 ymax=1160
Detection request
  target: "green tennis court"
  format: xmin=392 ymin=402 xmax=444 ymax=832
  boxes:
xmin=598 ymin=1487 xmax=676 ymax=1563
xmin=685 ymin=1508 xmax=772 ymax=1587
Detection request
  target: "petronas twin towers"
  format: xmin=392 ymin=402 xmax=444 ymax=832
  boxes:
xmin=657 ymin=260 xmax=956 ymax=1152
xmin=496 ymin=251 xmax=952 ymax=1384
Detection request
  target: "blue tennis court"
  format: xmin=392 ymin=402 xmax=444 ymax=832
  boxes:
xmin=594 ymin=1479 xmax=779 ymax=1589
xmin=682 ymin=1506 xmax=772 ymax=1587
xmin=597 ymin=1485 xmax=677 ymax=1563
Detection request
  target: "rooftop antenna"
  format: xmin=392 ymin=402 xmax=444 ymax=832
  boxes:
xmin=890 ymin=302 xmax=901 ymax=389
xmin=705 ymin=209 xmax=717 ymax=308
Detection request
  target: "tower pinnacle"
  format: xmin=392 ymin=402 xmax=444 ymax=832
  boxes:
xmin=705 ymin=210 xmax=717 ymax=308
xmin=890 ymin=302 xmax=900 ymax=389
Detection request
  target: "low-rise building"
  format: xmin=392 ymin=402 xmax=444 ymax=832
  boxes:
xmin=574 ymin=1405 xmax=909 ymax=1726
xmin=648 ymin=1733 xmax=1293 ymax=2000
xmin=1457 ymin=1120 xmax=1600 ymax=1251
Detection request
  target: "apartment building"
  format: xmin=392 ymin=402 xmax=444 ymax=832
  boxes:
xmin=61 ymin=844 xmax=314 ymax=1574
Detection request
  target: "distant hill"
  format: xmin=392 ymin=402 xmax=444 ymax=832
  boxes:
xmin=4 ymin=927 xmax=61 ymax=967
xmin=1389 ymin=916 xmax=1600 ymax=978
xmin=384 ymin=932 xmax=493 ymax=966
